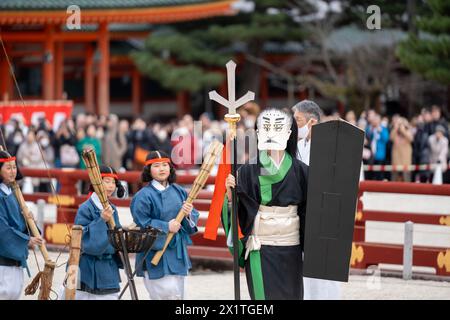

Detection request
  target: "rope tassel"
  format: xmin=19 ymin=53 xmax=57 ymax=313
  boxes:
xmin=24 ymin=261 xmax=56 ymax=299
xmin=25 ymin=271 xmax=43 ymax=296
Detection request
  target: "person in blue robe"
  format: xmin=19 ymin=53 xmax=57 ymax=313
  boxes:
xmin=131 ymin=150 xmax=199 ymax=300
xmin=0 ymin=150 xmax=44 ymax=300
xmin=72 ymin=165 xmax=125 ymax=300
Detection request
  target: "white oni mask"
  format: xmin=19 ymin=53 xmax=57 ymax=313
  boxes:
xmin=256 ymin=109 xmax=292 ymax=151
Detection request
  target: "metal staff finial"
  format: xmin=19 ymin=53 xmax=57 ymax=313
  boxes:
xmin=209 ymin=60 xmax=255 ymax=114
xmin=209 ymin=61 xmax=255 ymax=137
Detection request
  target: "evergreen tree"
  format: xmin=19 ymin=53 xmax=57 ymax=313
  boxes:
xmin=131 ymin=29 xmax=229 ymax=93
xmin=131 ymin=0 xmax=316 ymax=96
xmin=397 ymin=0 xmax=450 ymax=85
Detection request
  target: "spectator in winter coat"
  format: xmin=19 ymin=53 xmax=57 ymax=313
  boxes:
xmin=365 ymin=114 xmax=390 ymax=180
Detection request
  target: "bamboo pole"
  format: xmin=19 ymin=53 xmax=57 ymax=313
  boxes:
xmin=12 ymin=182 xmax=51 ymax=261
xmin=151 ymin=140 xmax=223 ymax=265
xmin=81 ymin=148 xmax=115 ymax=229
xmin=65 ymin=225 xmax=83 ymax=300
xmin=11 ymin=182 xmax=56 ymax=300
xmin=0 ymin=146 xmax=55 ymax=299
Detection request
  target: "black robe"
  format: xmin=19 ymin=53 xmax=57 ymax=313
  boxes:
xmin=235 ymin=156 xmax=309 ymax=300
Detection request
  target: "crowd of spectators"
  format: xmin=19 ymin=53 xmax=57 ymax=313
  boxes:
xmin=1 ymin=102 xmax=448 ymax=193
xmin=343 ymin=105 xmax=449 ymax=183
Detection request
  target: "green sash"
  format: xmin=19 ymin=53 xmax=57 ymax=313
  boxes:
xmin=258 ymin=151 xmax=292 ymax=205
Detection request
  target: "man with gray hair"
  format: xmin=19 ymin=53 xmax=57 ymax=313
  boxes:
xmin=292 ymin=100 xmax=323 ymax=164
xmin=292 ymin=99 xmax=342 ymax=300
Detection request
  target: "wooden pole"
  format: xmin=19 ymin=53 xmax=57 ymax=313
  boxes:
xmin=81 ymin=148 xmax=115 ymax=228
xmin=65 ymin=225 xmax=83 ymax=300
xmin=209 ymin=60 xmax=255 ymax=300
xmin=11 ymin=181 xmax=56 ymax=300
xmin=225 ymin=113 xmax=241 ymax=300
xmin=11 ymin=182 xmax=51 ymax=262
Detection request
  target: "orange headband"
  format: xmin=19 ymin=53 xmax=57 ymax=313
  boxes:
xmin=145 ymin=158 xmax=171 ymax=166
xmin=101 ymin=173 xmax=118 ymax=179
xmin=0 ymin=157 xmax=16 ymax=163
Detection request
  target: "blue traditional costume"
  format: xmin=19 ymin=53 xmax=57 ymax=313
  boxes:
xmin=0 ymin=152 xmax=29 ymax=300
xmin=71 ymin=166 xmax=125 ymax=300
xmin=131 ymin=151 xmax=199 ymax=300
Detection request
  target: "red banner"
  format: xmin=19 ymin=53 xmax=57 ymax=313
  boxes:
xmin=0 ymin=100 xmax=73 ymax=129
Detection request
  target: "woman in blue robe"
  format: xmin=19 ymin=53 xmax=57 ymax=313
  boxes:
xmin=131 ymin=150 xmax=199 ymax=300
xmin=0 ymin=150 xmax=44 ymax=300
xmin=72 ymin=165 xmax=125 ymax=300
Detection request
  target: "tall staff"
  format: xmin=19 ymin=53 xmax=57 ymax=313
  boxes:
xmin=209 ymin=61 xmax=254 ymax=300
xmin=12 ymin=180 xmax=56 ymax=300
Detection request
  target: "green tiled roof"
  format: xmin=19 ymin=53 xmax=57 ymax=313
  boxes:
xmin=0 ymin=0 xmax=217 ymax=11
xmin=325 ymin=26 xmax=407 ymax=53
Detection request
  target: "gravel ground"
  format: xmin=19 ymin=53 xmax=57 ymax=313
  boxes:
xmin=18 ymin=251 xmax=450 ymax=300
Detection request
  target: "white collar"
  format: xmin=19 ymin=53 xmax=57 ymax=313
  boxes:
xmin=268 ymin=152 xmax=285 ymax=170
xmin=90 ymin=192 xmax=105 ymax=210
xmin=0 ymin=183 xmax=11 ymax=195
xmin=297 ymin=139 xmax=311 ymax=165
xmin=151 ymin=180 xmax=169 ymax=191
xmin=298 ymin=138 xmax=311 ymax=147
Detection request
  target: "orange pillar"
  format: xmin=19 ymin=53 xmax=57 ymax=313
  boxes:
xmin=54 ymin=41 xmax=64 ymax=99
xmin=177 ymin=91 xmax=191 ymax=118
xmin=84 ymin=44 xmax=95 ymax=113
xmin=43 ymin=25 xmax=55 ymax=100
xmin=0 ymin=48 xmax=12 ymax=101
xmin=97 ymin=23 xmax=110 ymax=116
xmin=0 ymin=43 xmax=15 ymax=100
xmin=132 ymin=69 xmax=142 ymax=116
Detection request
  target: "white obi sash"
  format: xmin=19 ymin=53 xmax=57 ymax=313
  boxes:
xmin=245 ymin=204 xmax=300 ymax=259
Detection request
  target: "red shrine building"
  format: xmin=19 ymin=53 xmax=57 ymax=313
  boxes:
xmin=0 ymin=0 xmax=238 ymax=118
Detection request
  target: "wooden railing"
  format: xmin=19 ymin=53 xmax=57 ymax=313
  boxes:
xmin=20 ymin=168 xmax=450 ymax=274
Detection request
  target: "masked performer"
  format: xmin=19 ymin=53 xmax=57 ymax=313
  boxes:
xmin=73 ymin=165 xmax=124 ymax=300
xmin=225 ymin=109 xmax=308 ymax=300
xmin=0 ymin=150 xmax=44 ymax=299
xmin=131 ymin=151 xmax=199 ymax=300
